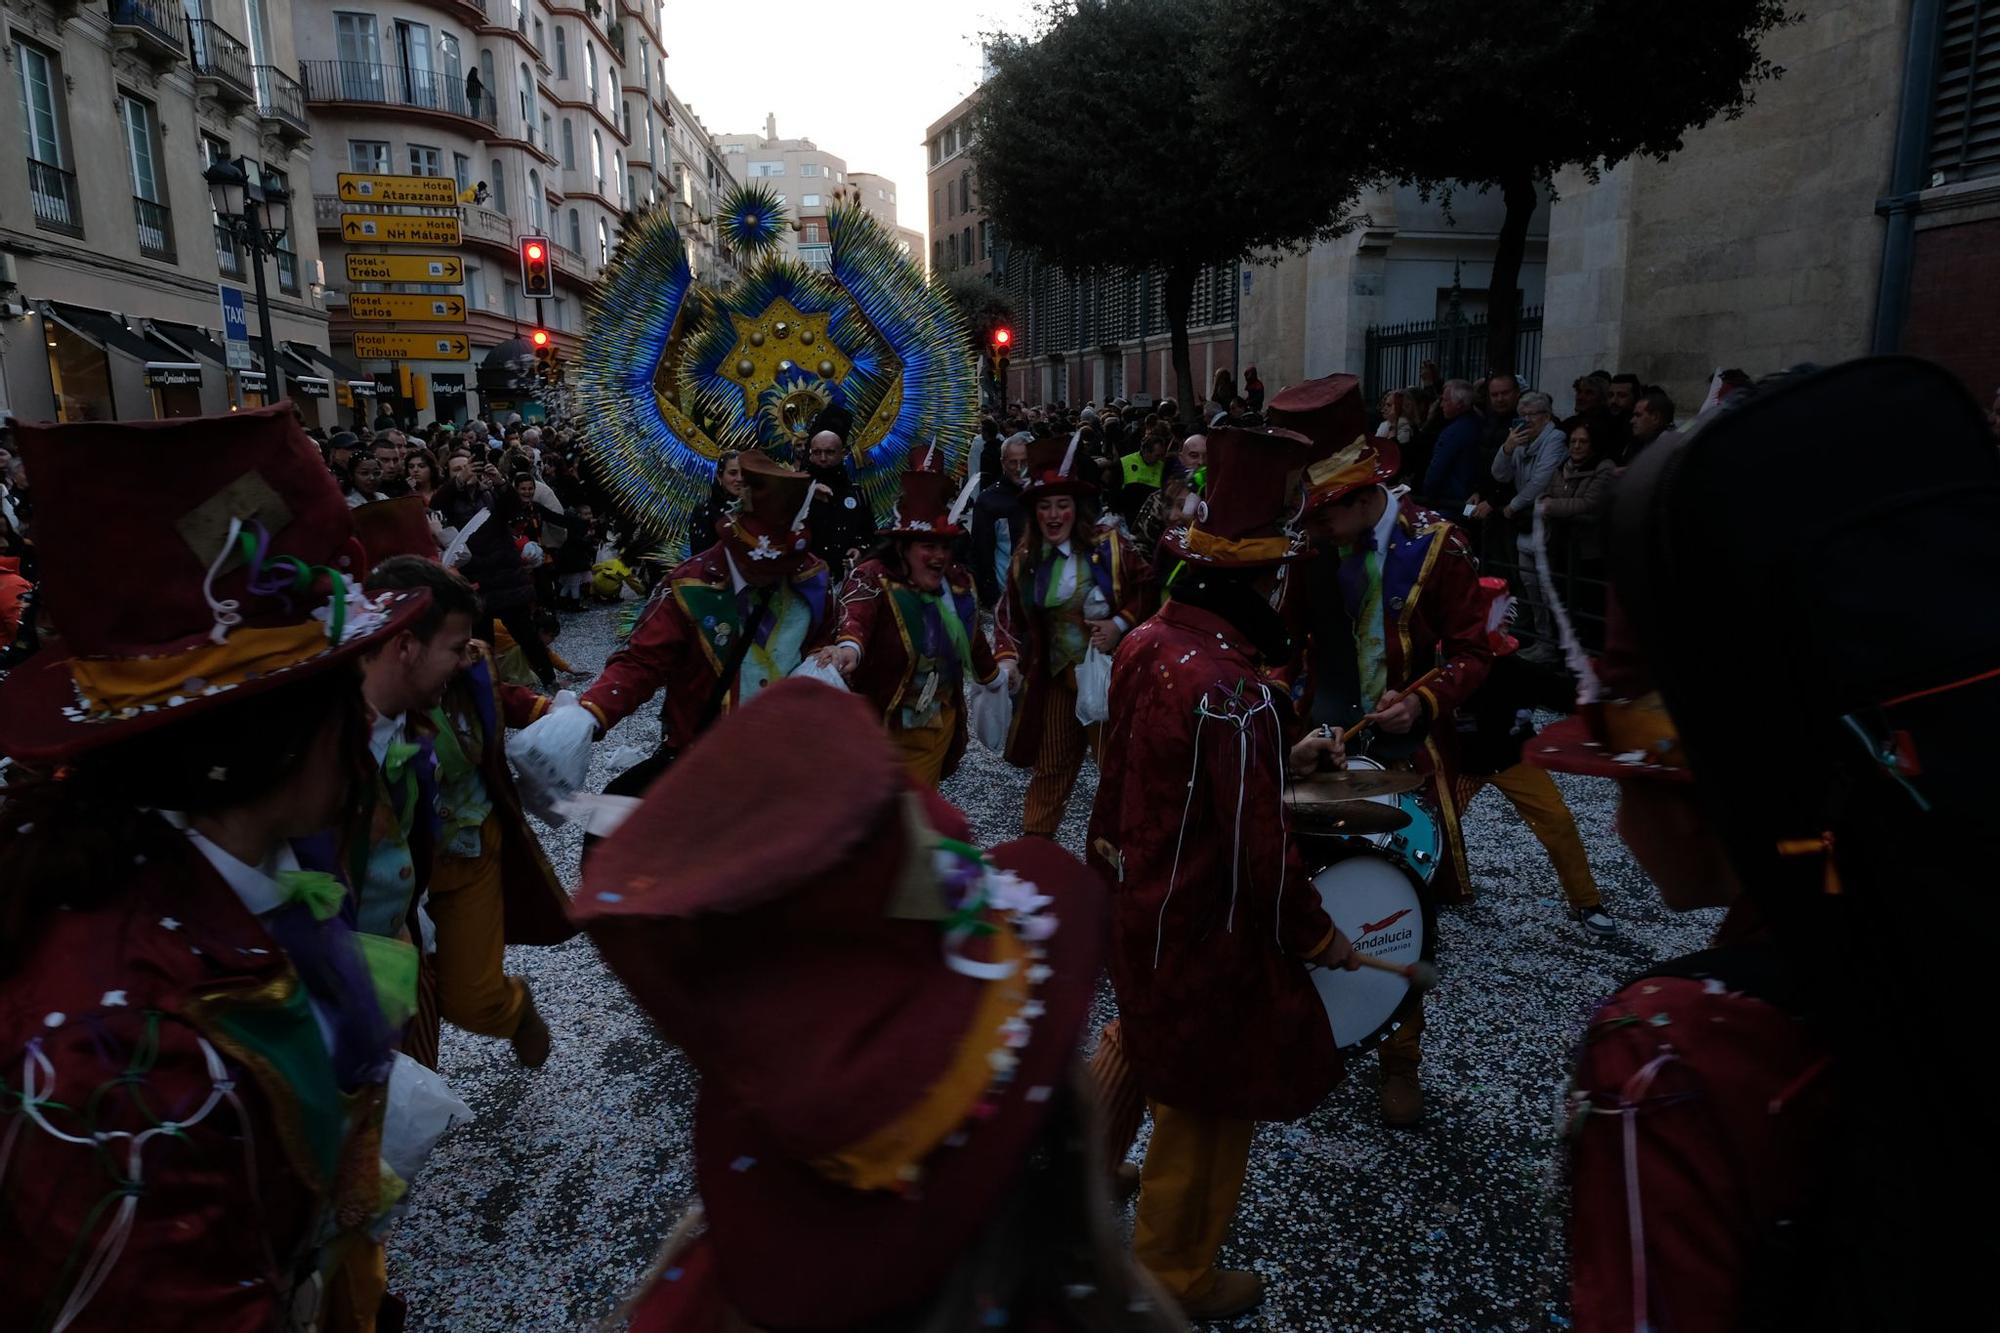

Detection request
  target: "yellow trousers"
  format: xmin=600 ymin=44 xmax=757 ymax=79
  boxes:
xmin=1024 ymin=666 xmax=1100 ymax=838
xmin=1133 ymin=1099 xmax=1255 ymax=1303
xmin=1467 ymin=762 xmax=1602 ymax=910
xmin=426 ymin=816 xmax=528 ymax=1039
xmin=889 ymin=699 xmax=960 ymax=788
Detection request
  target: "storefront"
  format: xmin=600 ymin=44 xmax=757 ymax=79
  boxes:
xmin=38 ymin=302 xmax=206 ymax=424
xmin=142 ymin=362 xmax=204 ymax=418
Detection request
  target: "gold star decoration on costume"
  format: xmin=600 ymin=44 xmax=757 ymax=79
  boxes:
xmin=719 ymin=297 xmax=854 ymax=419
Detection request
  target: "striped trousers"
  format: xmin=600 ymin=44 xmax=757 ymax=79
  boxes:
xmin=1022 ymin=665 xmax=1100 ymax=838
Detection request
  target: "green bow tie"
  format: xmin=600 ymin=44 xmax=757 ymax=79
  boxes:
xmin=276 ymin=869 xmax=346 ymax=923
xmin=382 ymin=736 xmax=421 ymax=783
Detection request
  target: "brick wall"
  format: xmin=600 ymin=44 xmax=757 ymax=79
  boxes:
xmin=1904 ymin=216 xmax=2000 ymax=401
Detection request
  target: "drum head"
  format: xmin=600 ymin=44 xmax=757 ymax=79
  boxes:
xmin=1309 ymin=851 xmax=1433 ymax=1053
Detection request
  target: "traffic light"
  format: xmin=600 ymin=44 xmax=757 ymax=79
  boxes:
xmin=990 ymin=326 xmax=1012 ymax=393
xmin=519 ymin=235 xmax=553 ymax=297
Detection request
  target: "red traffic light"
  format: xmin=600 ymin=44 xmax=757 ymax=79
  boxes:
xmin=530 ymin=328 xmax=551 ymax=349
xmin=992 ymin=327 xmax=1012 ymax=347
xmin=519 ymin=235 xmax=553 ymax=297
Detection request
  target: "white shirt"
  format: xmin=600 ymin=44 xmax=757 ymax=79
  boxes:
xmin=368 ymin=710 xmax=408 ymax=766
xmin=1367 ymin=485 xmax=1403 ymax=556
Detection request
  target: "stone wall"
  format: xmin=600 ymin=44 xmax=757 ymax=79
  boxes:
xmin=1541 ymin=0 xmax=1908 ymax=416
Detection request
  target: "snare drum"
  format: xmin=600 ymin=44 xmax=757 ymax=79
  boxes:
xmin=1308 ymin=846 xmax=1434 ymax=1053
xmin=1344 ymin=755 xmax=1441 ymax=882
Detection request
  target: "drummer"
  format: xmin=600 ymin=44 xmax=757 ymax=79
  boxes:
xmin=1088 ymin=424 xmax=1358 ymax=1321
xmin=1293 ymin=432 xmax=1494 ymax=1128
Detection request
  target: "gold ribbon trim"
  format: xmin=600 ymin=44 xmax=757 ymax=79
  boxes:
xmin=69 ymin=619 xmax=336 ymax=716
xmin=1181 ymin=528 xmax=1297 ymax=564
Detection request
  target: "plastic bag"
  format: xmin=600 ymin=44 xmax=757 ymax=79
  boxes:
xmin=1074 ymin=647 xmax=1112 ymax=726
xmin=788 ymin=656 xmax=851 ymax=691
xmin=380 ymin=1053 xmax=471 ymax=1187
xmin=506 ymin=690 xmax=595 ymax=812
xmin=971 ymin=675 xmax=1014 ymax=751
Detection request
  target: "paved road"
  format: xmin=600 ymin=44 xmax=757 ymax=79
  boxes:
xmin=388 ymin=605 xmax=1715 ymax=1329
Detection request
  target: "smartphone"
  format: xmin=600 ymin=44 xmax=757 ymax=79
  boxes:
xmin=1462 ymin=501 xmax=1480 ymax=518
xmin=1510 ymin=417 xmax=1527 ymax=432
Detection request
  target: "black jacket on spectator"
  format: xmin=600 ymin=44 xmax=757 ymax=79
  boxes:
xmin=684 ymin=487 xmax=735 ymax=561
xmin=971 ymin=477 xmax=1030 ymax=606
xmin=435 ymin=480 xmax=533 ymax=613
xmin=803 ymin=462 xmax=876 ymax=581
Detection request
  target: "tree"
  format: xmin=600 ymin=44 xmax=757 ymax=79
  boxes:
xmin=1230 ymin=0 xmax=1792 ymax=375
xmin=971 ymin=0 xmax=1370 ymax=423
xmin=940 ymin=269 xmax=1016 ymax=348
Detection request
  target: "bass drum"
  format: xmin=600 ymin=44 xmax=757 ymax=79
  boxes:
xmin=1345 ymin=755 xmax=1441 ymax=882
xmin=1308 ymin=846 xmax=1435 ymax=1053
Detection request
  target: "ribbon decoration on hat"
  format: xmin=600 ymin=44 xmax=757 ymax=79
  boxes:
xmin=202 ymin=516 xmax=365 ymax=646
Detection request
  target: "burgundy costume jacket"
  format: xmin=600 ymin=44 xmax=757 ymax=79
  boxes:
xmin=1087 ymin=601 xmax=1341 ymax=1121
xmin=578 ymin=543 xmax=835 ymax=747
xmin=834 ymin=557 xmax=1000 ymax=782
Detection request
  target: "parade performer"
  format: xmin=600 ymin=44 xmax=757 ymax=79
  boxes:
xmin=508 ymin=453 xmax=833 ymax=801
xmin=1535 ymin=358 xmax=1996 ymax=1332
xmin=1295 ymin=432 xmax=1494 ymax=1127
xmin=1089 ymin=426 xmax=1358 ymax=1320
xmin=998 ymin=434 xmax=1150 ymax=838
xmin=820 ymin=461 xmax=1005 ymax=786
xmin=353 ymin=499 xmax=575 ymax=1067
xmin=572 ymin=679 xmax=1185 ymax=1332
xmin=0 ymin=406 xmax=433 ymax=1329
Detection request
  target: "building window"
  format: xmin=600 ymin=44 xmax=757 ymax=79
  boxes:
xmin=568 ymin=207 xmax=582 ymax=253
xmin=597 ymin=217 xmax=610 ymax=266
xmin=961 ymin=227 xmax=973 ymax=264
xmin=622 ymin=100 xmax=632 ymax=139
xmin=749 ymin=160 xmax=783 ymax=178
xmin=349 ymin=140 xmax=390 ymax=173
xmin=1931 ymin=0 xmax=2000 ymax=184
xmin=542 ymin=112 xmax=554 ymax=155
xmin=554 ymin=297 xmax=567 ymax=330
xmin=555 ymin=26 xmax=567 ymax=78
xmin=409 ymin=143 xmax=443 ymax=177
xmin=120 ymin=93 xmax=173 ymax=261
xmin=961 ymin=169 xmax=973 ymax=208
xmin=490 ymin=158 xmax=507 ymax=211
xmin=16 ymin=39 xmax=79 ymax=235
xmin=528 ymin=169 xmax=545 ymax=231
xmin=928 ymin=137 xmax=941 ymax=166
xmin=931 ymin=188 xmax=940 ymax=224
xmin=800 ymin=162 xmax=821 ymax=177
xmin=533 ymin=17 xmax=545 ymax=52
xmin=591 ymin=130 xmax=605 ymax=192
xmin=802 ymin=193 xmax=822 ymax=207
xmin=562 ymin=118 xmax=575 ymax=168
xmin=466 ymin=263 xmax=485 ymax=311
xmin=946 ymin=178 xmax=956 ymax=217
xmin=585 ymin=42 xmax=598 ymax=103
xmin=519 ymin=61 xmax=534 ymax=128
xmin=265 ymin=163 xmax=298 ymax=293
xmin=453 ymin=152 xmax=472 ymax=192
xmin=504 ymin=278 xmax=520 ymax=319
xmin=932 ymin=238 xmax=942 ymax=269
xmin=802 ymin=222 xmax=823 ymax=243
xmin=980 ymin=220 xmax=992 ymax=259
xmin=614 ymin=151 xmax=626 ymax=203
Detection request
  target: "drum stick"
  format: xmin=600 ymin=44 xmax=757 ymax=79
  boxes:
xmin=1347 ymin=952 xmax=1439 ymax=992
xmin=1339 ymin=666 xmax=1447 ymax=745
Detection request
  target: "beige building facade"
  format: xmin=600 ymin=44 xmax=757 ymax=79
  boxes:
xmin=714 ymin=117 xmax=846 ymax=268
xmin=1 ymin=0 xmax=330 ymax=424
xmin=924 ymin=92 xmax=986 ymax=278
xmin=661 ymin=85 xmax=741 ymax=285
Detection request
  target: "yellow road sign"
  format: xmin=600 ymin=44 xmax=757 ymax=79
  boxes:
xmin=352 ymin=331 xmax=470 ymax=361
xmin=348 ymin=292 xmax=467 ymax=322
xmin=345 ymin=252 xmax=463 ymax=284
xmin=336 ymin=173 xmax=461 ymax=207
xmin=340 ymin=213 xmax=461 ymax=246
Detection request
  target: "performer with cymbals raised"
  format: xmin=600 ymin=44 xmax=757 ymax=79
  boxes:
xmin=819 ymin=453 xmax=1006 ymax=786
xmin=998 ymin=432 xmax=1150 ymax=838
xmin=1088 ymin=424 xmax=1359 ymax=1321
xmin=1293 ymin=429 xmax=1495 ymax=1127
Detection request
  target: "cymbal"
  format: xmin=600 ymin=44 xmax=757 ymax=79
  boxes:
xmin=1285 ymin=795 xmax=1412 ymax=836
xmin=1292 ymin=768 xmax=1425 ymax=801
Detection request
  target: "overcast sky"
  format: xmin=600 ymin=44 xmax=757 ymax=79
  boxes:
xmin=662 ymin=0 xmax=1042 ymax=240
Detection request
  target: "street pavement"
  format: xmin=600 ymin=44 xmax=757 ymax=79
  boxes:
xmin=388 ymin=603 xmax=1717 ymax=1330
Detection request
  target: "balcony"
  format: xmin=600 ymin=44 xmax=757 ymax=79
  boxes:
xmin=462 ymin=204 xmax=516 ymax=250
xmin=133 ymin=197 xmax=176 ymax=262
xmin=27 ymin=159 xmax=83 ymax=237
xmin=108 ymin=0 xmax=184 ymax=67
xmin=215 ymin=223 xmax=244 ymax=277
xmin=256 ymin=65 xmax=310 ymax=140
xmin=187 ymin=19 xmax=255 ymax=108
xmin=298 ymin=60 xmax=494 ymax=129
xmin=553 ymin=240 xmax=586 ymax=274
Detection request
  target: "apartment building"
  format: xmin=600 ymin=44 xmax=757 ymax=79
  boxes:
xmin=1 ymin=0 xmax=334 ymax=424
xmin=924 ymin=91 xmax=986 ymax=278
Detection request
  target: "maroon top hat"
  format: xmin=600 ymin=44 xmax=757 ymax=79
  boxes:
xmin=1266 ymin=371 xmax=1366 ymax=462
xmin=719 ymin=452 xmax=817 ymax=575
xmin=572 ymin=679 xmax=1106 ymax=1328
xmin=1158 ymin=425 xmax=1313 ymax=569
xmin=352 ymin=495 xmax=440 ymax=569
xmin=878 ymin=466 xmax=970 ymax=539
xmin=1019 ymin=431 xmax=1095 ymax=499
xmin=0 ymin=405 xmax=429 ymax=764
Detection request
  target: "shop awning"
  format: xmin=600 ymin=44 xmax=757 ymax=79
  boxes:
xmin=146 ymin=319 xmax=231 ymax=366
xmin=288 ymin=341 xmax=369 ymax=384
xmin=41 ymin=301 xmax=184 ymax=365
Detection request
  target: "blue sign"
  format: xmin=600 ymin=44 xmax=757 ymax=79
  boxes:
xmin=219 ymin=284 xmax=249 ymax=343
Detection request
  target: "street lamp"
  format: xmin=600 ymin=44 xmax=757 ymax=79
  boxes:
xmin=206 ymin=155 xmax=292 ymax=403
